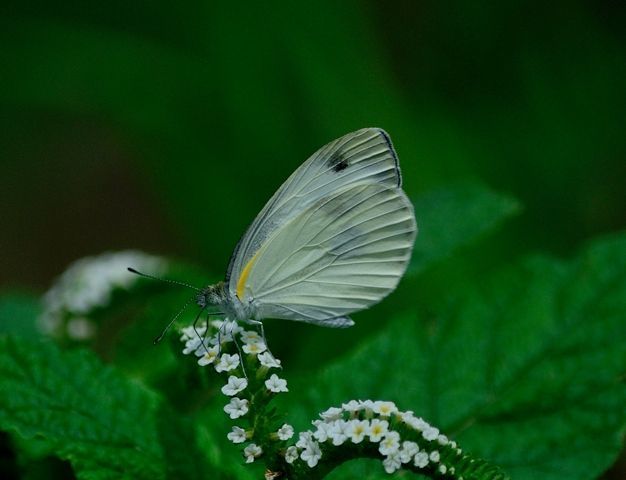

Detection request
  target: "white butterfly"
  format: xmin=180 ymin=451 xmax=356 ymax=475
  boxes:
xmin=196 ymin=128 xmax=417 ymax=330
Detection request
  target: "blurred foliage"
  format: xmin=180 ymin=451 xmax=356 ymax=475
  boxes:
xmin=0 ymin=0 xmax=625 ymax=479
xmin=290 ymin=233 xmax=626 ymax=480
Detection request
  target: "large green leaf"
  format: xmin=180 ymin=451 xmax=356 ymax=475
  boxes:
xmin=409 ymin=181 xmax=521 ymax=275
xmin=293 ymin=233 xmax=626 ymax=479
xmin=0 ymin=337 xmax=167 ymax=479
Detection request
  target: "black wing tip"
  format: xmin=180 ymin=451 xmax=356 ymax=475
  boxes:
xmin=370 ymin=128 xmax=402 ymax=188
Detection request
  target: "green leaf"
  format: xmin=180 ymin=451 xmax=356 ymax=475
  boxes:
xmin=0 ymin=292 xmax=41 ymax=338
xmin=409 ymin=182 xmax=521 ymax=274
xmin=294 ymin=233 xmax=626 ymax=480
xmin=0 ymin=336 xmax=166 ymax=479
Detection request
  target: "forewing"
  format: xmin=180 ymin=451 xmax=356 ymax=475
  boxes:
xmin=240 ymin=183 xmax=416 ymax=325
xmin=226 ymin=128 xmax=402 ymax=293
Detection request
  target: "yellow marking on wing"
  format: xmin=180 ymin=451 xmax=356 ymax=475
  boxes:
xmin=236 ymin=251 xmax=260 ymax=300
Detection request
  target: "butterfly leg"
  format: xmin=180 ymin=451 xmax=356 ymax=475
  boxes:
xmin=231 ymin=328 xmax=248 ymax=380
xmin=191 ymin=306 xmax=209 ymax=355
xmin=247 ymin=319 xmax=280 ymax=368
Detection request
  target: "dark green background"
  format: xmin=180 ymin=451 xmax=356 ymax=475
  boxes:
xmin=1 ymin=1 xmax=625 ymax=478
xmin=2 ymin=1 xmax=625 ymax=290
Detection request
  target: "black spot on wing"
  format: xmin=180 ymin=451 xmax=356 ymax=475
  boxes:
xmin=327 ymin=151 xmax=349 ymax=172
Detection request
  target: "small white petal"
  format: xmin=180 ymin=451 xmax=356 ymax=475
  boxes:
xmin=258 ymin=351 xmax=282 ymax=368
xmin=197 ymin=345 xmax=220 ymax=366
xmin=373 ymin=401 xmax=398 ymax=417
xmin=265 ymin=374 xmax=288 ymax=393
xmin=382 ymin=452 xmax=402 ymax=474
xmin=221 ymin=376 xmax=248 ymax=396
xmin=421 ymin=425 xmax=439 ymax=441
xmin=215 ymin=353 xmax=240 ymax=373
xmin=319 ymin=407 xmax=343 ymax=421
xmin=368 ymin=419 xmax=389 ymax=442
xmin=242 ymin=341 xmax=267 ymax=355
xmin=342 ymin=400 xmax=361 ymax=412
xmin=347 ymin=419 xmax=369 ymax=444
xmin=378 ymin=431 xmax=400 ymax=456
xmin=284 ymin=446 xmax=299 ymax=464
xmin=414 ymin=451 xmax=429 ymax=468
xmin=300 ymin=442 xmax=322 ymax=468
xmin=227 ymin=426 xmax=247 ymax=444
xmin=223 ymin=397 xmax=249 ymax=419
xmin=277 ymin=423 xmax=294 ymax=440
xmin=243 ymin=443 xmax=262 ymax=463
xmin=240 ymin=330 xmax=263 ymax=344
xmin=429 ymin=450 xmax=440 ymax=463
xmin=296 ymin=431 xmax=315 ymax=449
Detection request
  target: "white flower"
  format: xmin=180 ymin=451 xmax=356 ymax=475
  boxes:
xmin=197 ymin=345 xmax=220 ymax=366
xmin=40 ymin=251 xmax=166 ymax=335
xmin=313 ymin=420 xmax=332 ymax=442
xmin=342 ymin=400 xmax=361 ymax=413
xmin=429 ymin=450 xmax=440 ymax=463
xmin=212 ymin=319 xmax=243 ymax=338
xmin=329 ymin=420 xmax=349 ymax=446
xmin=373 ymin=401 xmax=397 ymax=417
xmin=438 ymin=464 xmax=447 ymax=474
xmin=243 ymin=443 xmax=262 ymax=463
xmin=347 ymin=419 xmax=369 ymax=443
xmin=240 ymin=330 xmax=262 ymax=344
xmin=422 ymin=426 xmax=440 ymax=441
xmin=258 ymin=351 xmax=282 ymax=368
xmin=242 ymin=341 xmax=266 ymax=355
xmin=284 ymin=445 xmax=299 ymax=464
xmin=215 ymin=353 xmax=240 ymax=373
xmin=437 ymin=434 xmax=449 ymax=445
xmin=406 ymin=415 xmax=429 ymax=431
xmin=414 ymin=451 xmax=429 ymax=468
xmin=368 ymin=419 xmax=388 ymax=442
xmin=224 ymin=397 xmax=249 ymax=419
xmin=221 ymin=375 xmax=248 ymax=396
xmin=227 ymin=426 xmax=247 ymax=443
xmin=399 ymin=410 xmax=416 ymax=425
xmin=359 ymin=399 xmax=375 ymax=412
xmin=382 ymin=451 xmax=402 ymax=474
xmin=399 ymin=441 xmax=419 ymax=463
xmin=180 ymin=325 xmax=203 ymax=342
xmin=300 ymin=441 xmax=322 ymax=468
xmin=193 ymin=338 xmax=213 ymax=356
xmin=319 ymin=407 xmax=343 ymax=421
xmin=449 ymin=440 xmax=457 ymax=449
xmin=182 ymin=336 xmax=203 ymax=355
xmin=296 ymin=431 xmax=315 ymax=449
xmin=379 ymin=431 xmax=400 ymax=455
xmin=277 ymin=423 xmax=294 ymax=440
xmin=208 ymin=327 xmax=234 ymax=345
xmin=265 ymin=374 xmax=288 ymax=393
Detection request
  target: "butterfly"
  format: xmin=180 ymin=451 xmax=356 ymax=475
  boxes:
xmin=198 ymin=128 xmax=416 ymax=329
xmin=133 ymin=128 xmax=417 ymax=341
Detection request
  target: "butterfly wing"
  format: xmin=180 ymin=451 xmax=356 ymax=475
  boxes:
xmin=236 ymin=182 xmax=416 ymax=326
xmin=226 ymin=128 xmax=402 ymax=291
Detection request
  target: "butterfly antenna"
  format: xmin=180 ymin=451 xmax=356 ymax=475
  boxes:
xmin=153 ymin=295 xmax=196 ymax=344
xmin=127 ymin=267 xmax=200 ymax=292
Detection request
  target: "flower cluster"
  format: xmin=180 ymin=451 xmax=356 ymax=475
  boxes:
xmin=38 ymin=250 xmax=166 ymax=340
xmin=180 ymin=319 xmax=288 ymax=465
xmin=180 ymin=320 xmax=473 ymax=478
xmin=285 ymin=400 xmax=462 ymax=476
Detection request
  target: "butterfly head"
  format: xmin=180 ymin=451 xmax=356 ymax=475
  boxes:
xmin=196 ymin=282 xmax=227 ymax=309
